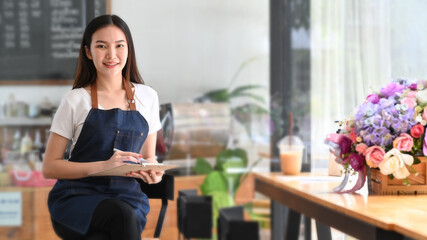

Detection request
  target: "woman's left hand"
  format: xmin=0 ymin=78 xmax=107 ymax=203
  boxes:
xmin=127 ymin=169 xmax=164 ymax=184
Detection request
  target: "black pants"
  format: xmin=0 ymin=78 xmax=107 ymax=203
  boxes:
xmin=51 ymin=198 xmax=142 ymax=240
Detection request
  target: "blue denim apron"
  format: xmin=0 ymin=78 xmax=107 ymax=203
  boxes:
xmin=48 ymin=79 xmax=150 ymax=235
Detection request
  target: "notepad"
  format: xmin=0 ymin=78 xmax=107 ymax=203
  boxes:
xmin=88 ymin=163 xmax=178 ymax=177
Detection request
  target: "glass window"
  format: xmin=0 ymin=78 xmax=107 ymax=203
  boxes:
xmin=311 ymin=0 xmax=427 ymax=170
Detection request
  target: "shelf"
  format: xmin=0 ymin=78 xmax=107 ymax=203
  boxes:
xmin=0 ymin=117 xmax=52 ymax=126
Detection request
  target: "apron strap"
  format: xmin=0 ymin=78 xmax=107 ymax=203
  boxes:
xmin=90 ymin=78 xmax=136 ymax=111
xmin=123 ymin=78 xmax=136 ymax=111
xmin=91 ymin=81 xmax=98 ymax=109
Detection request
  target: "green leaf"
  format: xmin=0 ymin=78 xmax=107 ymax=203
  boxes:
xmin=203 ymin=89 xmax=229 ymax=102
xmin=210 ymin=190 xmax=235 ymax=228
xmin=229 ymin=92 xmax=266 ymax=103
xmin=229 ymin=84 xmax=265 ymax=96
xmin=200 ymin=171 xmax=228 ymax=195
xmin=194 ymin=158 xmax=214 ymax=175
xmin=216 ymin=148 xmax=248 ymax=172
xmin=403 ymin=178 xmax=411 ymax=186
xmin=232 ymin=104 xmax=269 ymax=117
xmin=215 ymin=148 xmax=248 ymax=195
xmin=414 ymin=157 xmax=421 ymax=165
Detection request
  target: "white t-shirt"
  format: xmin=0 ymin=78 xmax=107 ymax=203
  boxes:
xmin=50 ymin=83 xmax=161 ymax=154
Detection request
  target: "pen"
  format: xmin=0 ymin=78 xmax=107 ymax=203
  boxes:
xmin=113 ymin=148 xmax=149 ymax=164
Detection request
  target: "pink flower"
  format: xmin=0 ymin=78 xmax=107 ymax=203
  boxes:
xmin=364 ymin=146 xmax=385 ymax=168
xmin=380 ymin=82 xmax=405 ymax=97
xmin=355 ymin=143 xmax=368 ymax=155
xmin=366 ymin=94 xmax=380 ymax=104
xmin=393 ymin=133 xmax=414 ymax=152
xmin=348 ymin=153 xmax=365 ymax=171
xmin=349 ymin=129 xmax=357 ymax=143
xmin=400 ymin=97 xmax=417 ymax=109
xmin=338 ymin=135 xmax=352 ymax=158
xmin=423 ymin=106 xmax=427 ymax=121
xmin=410 ymin=124 xmax=424 ymax=138
xmin=406 ymin=90 xmax=417 ymax=98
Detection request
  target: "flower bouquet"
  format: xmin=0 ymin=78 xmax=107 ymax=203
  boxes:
xmin=325 ymin=79 xmax=427 ymax=194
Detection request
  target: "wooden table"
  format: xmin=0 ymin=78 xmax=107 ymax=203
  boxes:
xmin=254 ymin=172 xmax=427 ymax=240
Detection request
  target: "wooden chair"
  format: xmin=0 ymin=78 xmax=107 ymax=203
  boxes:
xmin=138 ymin=174 xmax=175 ymax=239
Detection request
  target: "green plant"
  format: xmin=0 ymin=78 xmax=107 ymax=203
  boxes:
xmin=194 ymin=148 xmax=261 ymax=227
xmin=195 ymin=57 xmax=269 ymax=138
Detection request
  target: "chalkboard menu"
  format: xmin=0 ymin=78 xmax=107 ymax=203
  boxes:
xmin=0 ymin=0 xmax=108 ymax=83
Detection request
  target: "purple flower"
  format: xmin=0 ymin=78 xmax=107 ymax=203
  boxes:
xmin=409 ymin=83 xmax=418 ymax=90
xmin=379 ymin=97 xmax=396 ymax=108
xmin=380 ymin=82 xmax=405 ymax=97
xmin=366 ymin=94 xmax=380 ymax=104
xmin=348 ymin=153 xmax=365 ymax=171
xmin=338 ymin=135 xmax=352 ymax=157
xmin=380 ymin=133 xmax=394 ymax=147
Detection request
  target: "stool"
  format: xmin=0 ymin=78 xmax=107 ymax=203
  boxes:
xmin=177 ymin=189 xmax=212 ymax=240
xmin=218 ymin=205 xmax=259 ymax=240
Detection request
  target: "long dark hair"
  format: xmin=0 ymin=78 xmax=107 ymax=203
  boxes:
xmin=73 ymin=15 xmax=144 ymax=89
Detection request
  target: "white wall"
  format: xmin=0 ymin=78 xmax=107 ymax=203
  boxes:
xmin=111 ymin=0 xmax=269 ymax=104
xmin=0 ymin=1 xmax=269 ymax=107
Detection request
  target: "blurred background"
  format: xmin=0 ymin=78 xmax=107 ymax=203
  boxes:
xmin=1 ymin=0 xmax=427 ymax=239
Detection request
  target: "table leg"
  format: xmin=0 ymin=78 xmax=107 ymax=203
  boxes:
xmin=285 ymin=208 xmax=301 ymax=240
xmin=376 ymin=228 xmax=406 ymax=240
xmin=272 ymin=201 xmax=313 ymax=240
xmin=303 ymin=215 xmax=311 ymax=240
xmin=316 ymin=221 xmax=332 ymax=240
xmin=271 ymin=200 xmax=286 ymax=240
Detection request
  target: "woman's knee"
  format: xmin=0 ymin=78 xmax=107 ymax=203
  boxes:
xmin=104 ymin=199 xmax=137 ymax=221
xmin=92 ymin=198 xmax=140 ymax=233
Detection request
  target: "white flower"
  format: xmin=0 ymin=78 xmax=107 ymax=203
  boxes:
xmin=379 ymin=148 xmax=414 ymax=179
xmin=416 ymin=89 xmax=427 ymax=104
xmin=401 ymin=104 xmax=408 ymax=111
xmin=395 ymin=104 xmax=401 ymax=111
xmin=416 ymin=115 xmax=423 ymax=122
xmin=417 ymin=83 xmax=425 ymax=90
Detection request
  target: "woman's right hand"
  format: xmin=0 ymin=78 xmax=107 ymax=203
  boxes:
xmin=104 ymin=149 xmax=141 ymax=171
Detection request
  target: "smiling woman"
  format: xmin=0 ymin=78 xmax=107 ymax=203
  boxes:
xmin=41 ymin=15 xmax=163 ymax=240
xmin=84 ymin=26 xmax=129 ymax=82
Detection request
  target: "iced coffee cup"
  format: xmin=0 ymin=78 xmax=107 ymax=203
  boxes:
xmin=278 ymin=136 xmax=304 ymax=175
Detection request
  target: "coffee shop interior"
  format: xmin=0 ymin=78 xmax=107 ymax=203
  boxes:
xmin=1 ymin=0 xmax=427 ymax=240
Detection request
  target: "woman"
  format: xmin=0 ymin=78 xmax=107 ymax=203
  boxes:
xmin=42 ymin=15 xmax=163 ymax=240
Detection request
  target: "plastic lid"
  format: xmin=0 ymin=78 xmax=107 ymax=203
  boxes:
xmin=277 ymin=135 xmax=305 ymax=150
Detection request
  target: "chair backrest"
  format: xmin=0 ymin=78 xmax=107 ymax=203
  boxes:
xmin=138 ymin=174 xmax=175 ymax=238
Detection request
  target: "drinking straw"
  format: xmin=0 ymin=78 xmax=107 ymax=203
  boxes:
xmin=289 ymin=112 xmax=293 ymax=146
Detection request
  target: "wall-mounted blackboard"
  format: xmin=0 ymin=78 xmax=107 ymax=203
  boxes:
xmin=0 ymin=0 xmax=109 ymax=84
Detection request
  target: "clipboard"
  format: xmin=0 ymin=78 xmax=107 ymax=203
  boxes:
xmin=88 ymin=163 xmax=178 ymax=177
